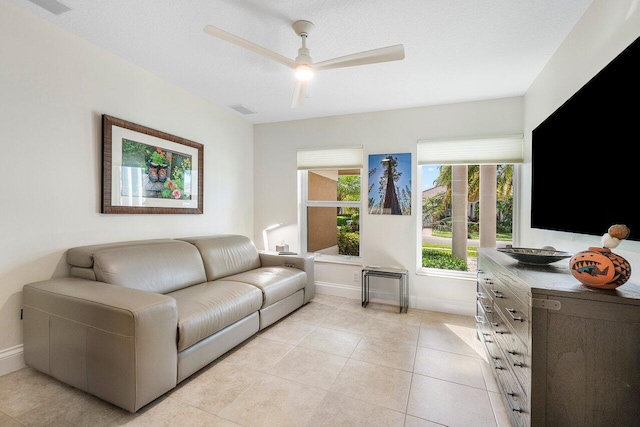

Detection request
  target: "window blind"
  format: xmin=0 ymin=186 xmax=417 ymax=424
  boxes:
xmin=297 ymin=146 xmax=364 ymax=170
xmin=417 ymin=134 xmax=523 ymax=165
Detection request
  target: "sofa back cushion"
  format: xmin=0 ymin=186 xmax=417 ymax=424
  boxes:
xmin=68 ymin=240 xmax=207 ymax=294
xmin=179 ymin=235 xmax=261 ymax=281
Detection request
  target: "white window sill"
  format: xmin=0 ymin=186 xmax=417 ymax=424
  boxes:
xmin=416 ymin=267 xmax=477 ymax=281
xmin=313 ymin=255 xmax=363 ymax=266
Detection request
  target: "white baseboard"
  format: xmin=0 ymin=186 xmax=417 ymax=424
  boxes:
xmin=315 ymin=281 xmax=475 ymax=316
xmin=0 ymin=345 xmax=25 ymax=377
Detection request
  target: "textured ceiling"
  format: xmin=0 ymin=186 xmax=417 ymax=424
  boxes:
xmin=9 ymin=0 xmax=593 ymax=124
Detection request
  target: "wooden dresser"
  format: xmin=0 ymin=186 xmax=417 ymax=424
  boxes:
xmin=476 ymin=248 xmax=640 ymax=427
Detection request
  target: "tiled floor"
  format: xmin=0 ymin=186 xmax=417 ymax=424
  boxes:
xmin=0 ymin=294 xmax=512 ymax=426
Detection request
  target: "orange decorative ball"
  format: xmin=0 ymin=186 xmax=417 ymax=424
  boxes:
xmin=569 ymin=247 xmax=631 ymax=289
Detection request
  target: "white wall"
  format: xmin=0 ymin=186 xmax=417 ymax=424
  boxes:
xmin=254 ymin=97 xmax=524 ymax=315
xmin=0 ymin=1 xmax=253 ymax=373
xmin=521 ymin=0 xmax=640 ymax=267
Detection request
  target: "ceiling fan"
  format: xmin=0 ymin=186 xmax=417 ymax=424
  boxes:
xmin=203 ymin=20 xmax=405 ymax=108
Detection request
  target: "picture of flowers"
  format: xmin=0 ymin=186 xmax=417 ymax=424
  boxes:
xmin=102 ymin=115 xmax=203 ymax=214
xmin=368 ymin=152 xmax=411 ymax=215
xmin=121 ymin=140 xmax=192 ymax=200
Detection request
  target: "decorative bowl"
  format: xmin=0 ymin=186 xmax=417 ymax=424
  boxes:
xmin=497 ymin=247 xmax=573 ymax=265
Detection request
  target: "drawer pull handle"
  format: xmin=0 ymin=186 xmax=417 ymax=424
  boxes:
xmin=484 ymin=305 xmax=493 ymax=313
xmin=513 ymin=362 xmax=524 ymax=367
xmin=482 ymin=332 xmax=491 ymax=337
xmin=490 ymin=290 xmax=504 ymax=298
xmin=495 ymin=330 xmax=505 ymax=335
xmin=494 ymin=365 xmax=504 ymax=371
xmin=506 ymin=308 xmax=524 ymax=322
xmin=506 ymin=392 xmax=516 ymax=397
xmin=491 ymin=322 xmax=500 ymax=327
xmin=512 ymin=408 xmax=523 ymax=413
xmin=507 ymin=350 xmax=517 ymax=355
xmin=476 ymin=292 xmax=485 ymax=299
xmin=475 ymin=315 xmax=484 ymax=323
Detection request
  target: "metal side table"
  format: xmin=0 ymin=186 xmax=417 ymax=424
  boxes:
xmin=361 ymin=266 xmax=408 ymax=313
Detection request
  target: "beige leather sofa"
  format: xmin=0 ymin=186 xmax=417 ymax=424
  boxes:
xmin=22 ymin=234 xmax=314 ymax=413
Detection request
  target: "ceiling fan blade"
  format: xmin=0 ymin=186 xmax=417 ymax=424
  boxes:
xmin=314 ymin=44 xmax=405 ymax=71
xmin=291 ymin=80 xmax=308 ymax=108
xmin=203 ymin=25 xmax=296 ymax=69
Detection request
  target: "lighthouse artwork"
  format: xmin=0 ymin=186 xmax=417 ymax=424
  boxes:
xmin=368 ymin=152 xmax=411 ymax=215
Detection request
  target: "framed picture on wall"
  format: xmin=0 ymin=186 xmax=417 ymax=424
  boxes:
xmin=368 ymin=152 xmax=411 ymax=215
xmin=101 ymin=114 xmax=204 ymax=214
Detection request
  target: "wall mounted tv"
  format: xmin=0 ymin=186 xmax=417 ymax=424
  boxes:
xmin=531 ymin=36 xmax=639 ymax=241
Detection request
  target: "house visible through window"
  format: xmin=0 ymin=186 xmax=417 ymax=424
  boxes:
xmin=298 ymin=147 xmax=363 ymax=260
xmin=418 ymin=136 xmax=523 ymax=274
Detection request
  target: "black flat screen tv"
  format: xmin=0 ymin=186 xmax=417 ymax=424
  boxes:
xmin=531 ymin=36 xmax=639 ymax=241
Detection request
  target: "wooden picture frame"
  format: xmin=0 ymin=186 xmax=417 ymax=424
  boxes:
xmin=102 ymin=114 xmax=204 ymax=214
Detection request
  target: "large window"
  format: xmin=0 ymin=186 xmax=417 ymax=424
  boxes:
xmin=298 ymin=147 xmax=363 ymax=260
xmin=418 ymin=136 xmax=523 ymax=274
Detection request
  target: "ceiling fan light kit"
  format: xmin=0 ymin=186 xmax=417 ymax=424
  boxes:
xmin=294 ymin=64 xmax=314 ymax=81
xmin=203 ymin=20 xmax=405 ymax=108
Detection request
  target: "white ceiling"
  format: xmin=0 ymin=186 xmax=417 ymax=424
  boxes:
xmin=10 ymin=0 xmax=593 ymax=124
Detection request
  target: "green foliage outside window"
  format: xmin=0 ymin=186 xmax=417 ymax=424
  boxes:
xmin=421 ymin=248 xmax=467 ymax=271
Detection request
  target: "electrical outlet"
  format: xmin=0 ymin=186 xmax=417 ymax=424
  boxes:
xmin=353 ymin=271 xmax=359 ymax=282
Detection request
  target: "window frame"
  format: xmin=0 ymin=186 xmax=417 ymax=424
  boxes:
xmin=299 ymin=169 xmax=363 ymax=264
xmin=416 ymin=134 xmax=522 ymax=278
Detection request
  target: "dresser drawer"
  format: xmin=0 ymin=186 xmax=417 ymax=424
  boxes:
xmin=494 ymin=312 xmax=531 ymax=394
xmin=476 ymin=292 xmax=494 ymax=324
xmin=493 ymin=285 xmax=529 ymax=343
xmin=495 ymin=364 xmax=530 ymax=427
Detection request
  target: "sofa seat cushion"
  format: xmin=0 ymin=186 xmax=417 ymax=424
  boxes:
xmin=168 ymin=281 xmax=262 ymax=352
xmin=224 ymin=267 xmax=307 ymax=308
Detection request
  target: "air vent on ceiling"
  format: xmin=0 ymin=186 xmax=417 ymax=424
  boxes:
xmin=228 ymin=104 xmax=257 ymax=115
xmin=27 ymin=0 xmax=70 ymax=15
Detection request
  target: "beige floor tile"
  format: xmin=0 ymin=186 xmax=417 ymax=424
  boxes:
xmin=407 ymin=374 xmax=497 ymax=427
xmin=488 ymin=392 xmax=512 ymax=427
xmin=312 ymin=293 xmax=353 ymax=308
xmin=414 ymin=347 xmax=487 ymax=390
xmin=286 ymin=301 xmax=337 ymax=325
xmin=365 ymin=318 xmax=420 ymax=345
xmin=370 ymin=308 xmax=424 ymax=327
xmin=0 ymin=410 xmax=24 ymax=427
xmin=350 ymin=336 xmax=417 ymax=372
xmin=418 ymin=322 xmax=484 ymax=358
xmin=169 ymin=359 xmax=261 ymax=415
xmin=341 ymin=298 xmax=424 ymax=326
xmin=222 ymin=336 xmax=294 ymax=372
xmin=329 ymin=359 xmax=412 ymax=412
xmin=336 ymin=297 xmax=370 ymax=313
xmin=218 ymin=374 xmax=326 ymax=427
xmin=305 ymin=392 xmax=405 ymax=426
xmin=0 ymin=368 xmax=81 ymax=418
xmin=339 ymin=299 xmax=397 ymax=316
xmin=298 ymin=326 xmax=362 ymax=357
xmin=318 ymin=309 xmax=373 ymax=335
xmin=404 ymin=414 xmax=446 ymax=426
xmin=114 ymin=396 xmax=239 ymax=426
xmin=267 ymin=347 xmax=348 ymax=390
xmin=16 ymin=387 xmax=127 ymax=427
xmin=480 ymin=359 xmax=500 ymax=393
xmin=258 ymin=316 xmax=317 ymax=345
xmin=421 ymin=311 xmax=476 ymax=328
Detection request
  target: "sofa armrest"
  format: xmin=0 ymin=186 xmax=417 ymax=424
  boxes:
xmin=22 ymin=277 xmax=178 ymax=412
xmin=259 ymin=252 xmax=315 ymax=303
